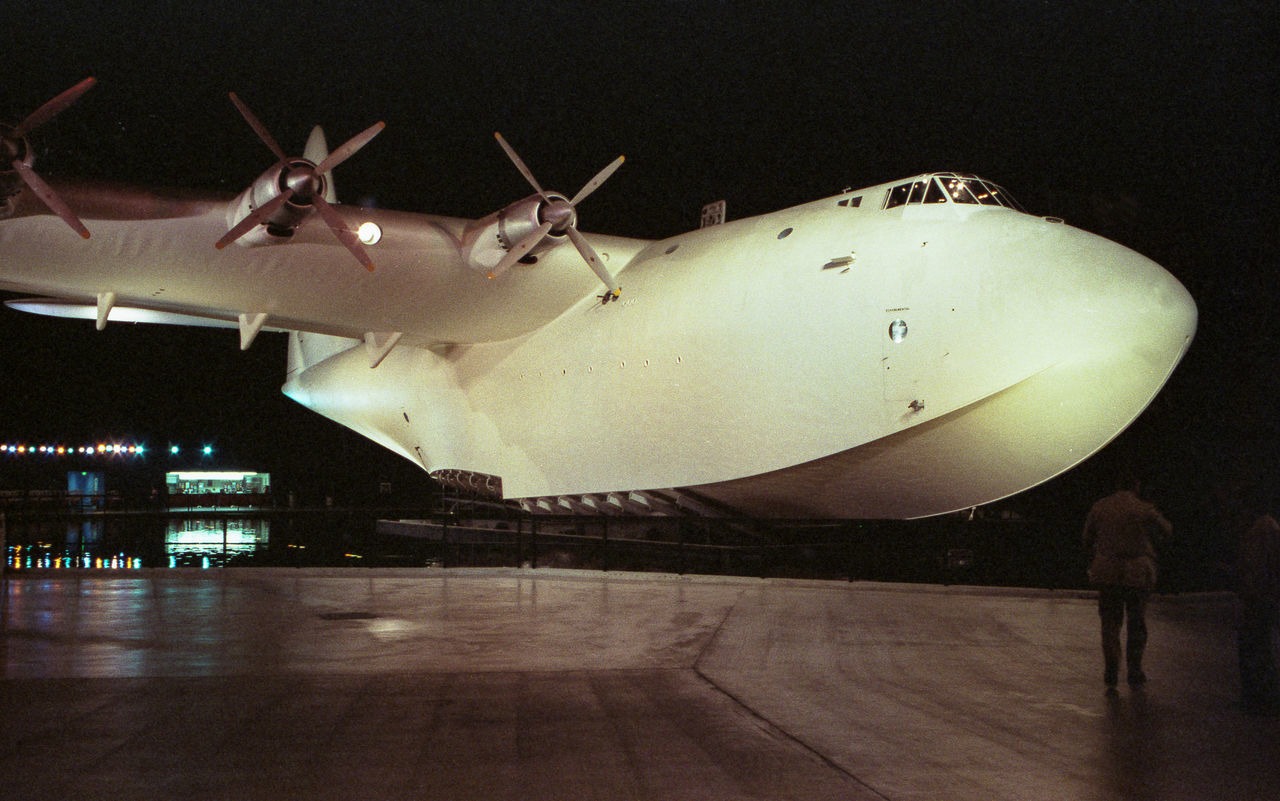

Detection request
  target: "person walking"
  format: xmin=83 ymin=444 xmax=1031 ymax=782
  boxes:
xmin=1083 ymin=479 xmax=1172 ymax=691
xmin=1237 ymin=509 xmax=1280 ymax=714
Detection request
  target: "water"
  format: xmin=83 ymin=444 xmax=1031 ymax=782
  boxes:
xmin=3 ymin=510 xmax=441 ymax=570
xmin=4 ymin=508 xmax=1187 ymax=590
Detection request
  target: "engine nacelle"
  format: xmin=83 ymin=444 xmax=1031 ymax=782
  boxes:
xmin=0 ymin=126 xmax=32 ymax=217
xmin=460 ymin=193 xmax=572 ymax=273
xmin=223 ymin=159 xmax=327 ymax=248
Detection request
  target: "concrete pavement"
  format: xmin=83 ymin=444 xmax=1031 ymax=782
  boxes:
xmin=2 ymin=568 xmax=1275 ymax=800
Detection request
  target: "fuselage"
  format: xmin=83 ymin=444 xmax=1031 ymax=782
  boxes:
xmin=279 ymin=174 xmax=1197 ymax=517
xmin=0 ymin=172 xmax=1197 ymax=518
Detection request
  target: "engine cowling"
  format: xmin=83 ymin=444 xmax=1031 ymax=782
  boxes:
xmin=0 ymin=129 xmax=29 ymax=217
xmin=214 ymin=93 xmax=383 ymax=270
xmin=224 ymin=159 xmax=327 ymax=247
xmin=0 ymin=78 xmax=96 ymax=237
xmin=461 ymin=193 xmax=573 ymax=273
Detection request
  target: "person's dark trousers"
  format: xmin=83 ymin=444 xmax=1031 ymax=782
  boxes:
xmin=1238 ymin=597 xmax=1279 ymax=713
xmin=1098 ymin=585 xmax=1149 ymax=686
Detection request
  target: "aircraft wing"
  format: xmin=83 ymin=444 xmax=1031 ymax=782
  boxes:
xmin=0 ymin=180 xmax=651 ymax=347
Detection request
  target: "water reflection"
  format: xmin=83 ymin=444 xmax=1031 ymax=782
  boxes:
xmin=5 ymin=546 xmax=144 ymax=570
xmin=67 ymin=519 xmax=101 ymax=548
xmin=165 ymin=518 xmax=269 ymax=567
xmin=5 ymin=516 xmax=271 ymax=570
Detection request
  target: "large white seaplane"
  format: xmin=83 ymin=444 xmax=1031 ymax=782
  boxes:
xmin=0 ymin=80 xmax=1196 ymax=518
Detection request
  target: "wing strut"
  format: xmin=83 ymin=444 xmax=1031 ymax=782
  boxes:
xmin=95 ymin=292 xmax=116 ymax=331
xmin=364 ymin=332 xmax=403 ymax=369
xmin=239 ymin=313 xmax=269 ymax=350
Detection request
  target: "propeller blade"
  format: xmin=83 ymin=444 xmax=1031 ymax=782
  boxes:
xmin=13 ymin=77 xmax=97 ymax=138
xmin=229 ymin=92 xmax=289 ymax=164
xmin=313 ymin=194 xmax=375 ymax=271
xmin=12 ymin=159 xmax=90 ymax=238
xmin=488 ymin=220 xmax=553 ymax=280
xmin=221 ymin=93 xmax=382 ymax=271
xmin=566 ymin=226 xmax=619 ymax=295
xmin=315 ymin=121 xmax=386 ymax=175
xmin=494 ymin=132 xmax=550 ymax=201
xmin=214 ymin=190 xmax=294 ymax=249
xmin=570 ymin=155 xmax=625 ymax=206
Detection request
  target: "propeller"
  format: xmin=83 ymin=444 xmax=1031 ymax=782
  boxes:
xmin=215 ymin=93 xmax=384 ymax=270
xmin=2 ymin=77 xmax=96 ymax=238
xmin=490 ymin=132 xmax=624 ymax=300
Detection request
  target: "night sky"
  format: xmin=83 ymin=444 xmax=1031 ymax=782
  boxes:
xmin=1 ymin=2 xmax=1276 ymax=536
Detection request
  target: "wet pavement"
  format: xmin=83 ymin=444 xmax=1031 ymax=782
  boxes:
xmin=1 ymin=568 xmax=1276 ymax=800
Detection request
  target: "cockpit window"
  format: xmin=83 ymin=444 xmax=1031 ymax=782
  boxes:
xmin=885 ymin=182 xmax=913 ymax=208
xmin=939 ymin=174 xmax=1026 ymax=211
xmin=924 ymin=179 xmax=948 ymax=204
xmin=883 ymin=173 xmax=1026 ymax=213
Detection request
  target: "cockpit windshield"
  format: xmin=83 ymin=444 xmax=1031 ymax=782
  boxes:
xmin=883 ymin=172 xmax=1026 ymax=213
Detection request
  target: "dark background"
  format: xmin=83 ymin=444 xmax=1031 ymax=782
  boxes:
xmin=1 ymin=1 xmax=1276 ymax=576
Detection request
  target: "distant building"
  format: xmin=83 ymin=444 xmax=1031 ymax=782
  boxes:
xmin=166 ymin=470 xmax=271 ymax=509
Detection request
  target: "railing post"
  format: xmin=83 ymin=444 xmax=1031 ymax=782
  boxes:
xmin=677 ymin=519 xmax=686 ymax=575
xmin=1 ymin=512 xmax=6 ymax=620
xmin=441 ymin=516 xmax=449 ymax=568
xmin=516 ymin=517 xmax=524 ymax=568
xmin=530 ymin=518 xmax=538 ymax=569
xmin=601 ymin=518 xmax=609 ymax=572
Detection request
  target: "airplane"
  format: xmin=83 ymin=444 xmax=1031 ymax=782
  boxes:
xmin=0 ymin=80 xmax=1197 ymax=518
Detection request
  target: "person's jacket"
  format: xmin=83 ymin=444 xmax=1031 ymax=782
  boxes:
xmin=1239 ymin=514 xmax=1280 ymax=601
xmin=1083 ymin=490 xmax=1172 ymax=590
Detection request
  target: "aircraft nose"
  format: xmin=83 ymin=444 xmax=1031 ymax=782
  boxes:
xmin=1097 ymin=242 xmax=1197 ymax=375
xmin=1047 ymin=229 xmax=1196 ymax=382
xmin=1154 ymin=262 xmax=1197 ymax=358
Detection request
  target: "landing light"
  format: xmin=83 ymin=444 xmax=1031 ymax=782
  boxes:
xmin=357 ymin=221 xmax=382 ymax=246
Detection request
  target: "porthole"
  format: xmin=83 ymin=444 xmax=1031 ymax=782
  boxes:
xmin=777 ymin=227 xmax=793 ymax=239
xmin=888 ymin=319 xmax=908 ymax=343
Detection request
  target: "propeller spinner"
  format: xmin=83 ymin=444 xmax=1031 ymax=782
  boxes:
xmin=216 ymin=93 xmax=384 ymax=270
xmin=1 ymin=77 xmax=96 ymax=238
xmin=490 ymin=132 xmax=624 ymax=301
